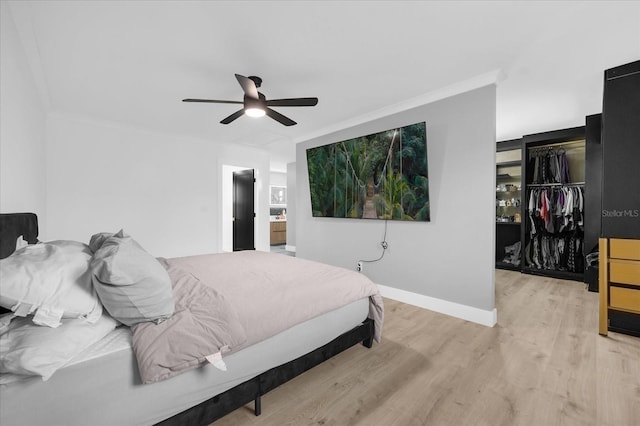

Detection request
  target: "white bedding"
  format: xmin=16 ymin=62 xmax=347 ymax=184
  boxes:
xmin=0 ymin=313 xmax=117 ymax=383
xmin=0 ymin=298 xmax=369 ymax=426
xmin=1 ymin=324 xmax=133 ymax=385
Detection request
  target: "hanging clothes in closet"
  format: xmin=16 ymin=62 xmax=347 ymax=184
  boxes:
xmin=525 ymin=185 xmax=585 ymax=273
xmin=529 ymin=148 xmax=571 ymax=184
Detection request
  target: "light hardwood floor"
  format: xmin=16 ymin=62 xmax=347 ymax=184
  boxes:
xmin=213 ymin=270 xmax=640 ymax=426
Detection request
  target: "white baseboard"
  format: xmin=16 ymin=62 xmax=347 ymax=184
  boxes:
xmin=285 ymin=245 xmax=296 ymax=252
xmin=376 ymin=284 xmax=497 ymax=327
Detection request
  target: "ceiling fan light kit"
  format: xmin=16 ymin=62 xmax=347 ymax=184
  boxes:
xmin=244 ymin=94 xmax=266 ymax=117
xmin=182 ymin=74 xmax=318 ymax=126
xmin=245 ymin=107 xmax=266 ymax=118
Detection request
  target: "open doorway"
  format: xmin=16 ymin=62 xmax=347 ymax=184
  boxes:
xmin=269 ymin=169 xmax=295 ymax=256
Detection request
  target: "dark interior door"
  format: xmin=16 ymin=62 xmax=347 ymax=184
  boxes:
xmin=233 ymin=169 xmax=255 ymax=251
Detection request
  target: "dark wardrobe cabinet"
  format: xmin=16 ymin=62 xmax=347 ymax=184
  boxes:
xmin=587 ymin=60 xmax=640 ymax=291
xmin=601 ymin=60 xmax=640 ymax=239
xmin=599 ymin=60 xmax=640 ymax=335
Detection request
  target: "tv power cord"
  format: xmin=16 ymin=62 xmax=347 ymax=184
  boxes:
xmin=357 ymin=220 xmax=388 ymax=272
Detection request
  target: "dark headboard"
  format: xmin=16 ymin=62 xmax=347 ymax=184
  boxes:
xmin=0 ymin=213 xmax=39 ymax=259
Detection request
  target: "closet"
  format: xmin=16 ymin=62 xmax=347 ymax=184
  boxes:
xmin=495 ymin=139 xmax=522 ymax=270
xmin=521 ymin=127 xmax=586 ymax=282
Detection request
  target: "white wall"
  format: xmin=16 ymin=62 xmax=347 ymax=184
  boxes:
xmin=45 ymin=113 xmax=270 ymax=257
xmin=269 ymin=171 xmax=287 ymax=188
xmin=286 ymin=162 xmax=296 ymax=251
xmin=297 ymin=85 xmax=496 ymax=323
xmin=0 ymin=3 xmax=47 ymax=222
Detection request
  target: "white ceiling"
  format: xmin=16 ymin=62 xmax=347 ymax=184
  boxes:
xmin=8 ymin=1 xmax=640 ymax=171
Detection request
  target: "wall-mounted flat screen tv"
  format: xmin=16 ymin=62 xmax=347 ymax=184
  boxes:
xmin=306 ymin=121 xmax=429 ymax=221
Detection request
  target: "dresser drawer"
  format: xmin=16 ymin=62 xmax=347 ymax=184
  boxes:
xmin=270 ymin=221 xmax=286 ymax=232
xmin=609 ymin=259 xmax=640 ymax=286
xmin=610 ymin=239 xmax=640 ymax=260
xmin=610 ymin=286 xmax=640 ymax=312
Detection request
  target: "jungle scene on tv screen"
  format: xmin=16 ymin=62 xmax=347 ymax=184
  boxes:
xmin=307 ymin=122 xmax=430 ymax=221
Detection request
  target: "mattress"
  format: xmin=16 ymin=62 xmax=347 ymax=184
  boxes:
xmin=0 ymin=298 xmax=369 ymax=426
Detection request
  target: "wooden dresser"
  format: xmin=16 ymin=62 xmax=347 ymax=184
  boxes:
xmin=599 ymin=238 xmax=640 ymax=336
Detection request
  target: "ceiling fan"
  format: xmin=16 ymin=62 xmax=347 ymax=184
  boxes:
xmin=182 ymin=74 xmax=318 ymax=126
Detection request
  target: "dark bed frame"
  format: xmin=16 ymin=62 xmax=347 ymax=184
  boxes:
xmin=158 ymin=318 xmax=374 ymax=425
xmin=0 ymin=213 xmax=39 ymax=315
xmin=0 ymin=213 xmax=375 ymax=425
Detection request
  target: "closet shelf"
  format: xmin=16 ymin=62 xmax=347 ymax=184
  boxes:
xmin=527 ymin=139 xmax=585 ymax=152
xmin=495 ymin=261 xmax=520 ymax=271
xmin=497 ymin=160 xmax=521 ymax=168
xmin=527 ymin=182 xmax=585 ymax=187
xmin=497 ymin=174 xmax=514 ymax=180
xmin=522 ymin=267 xmax=584 ymax=281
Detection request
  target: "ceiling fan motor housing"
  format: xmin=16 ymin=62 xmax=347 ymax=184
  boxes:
xmin=245 ymin=93 xmax=266 ymax=109
xmin=248 ymin=76 xmax=262 ymax=88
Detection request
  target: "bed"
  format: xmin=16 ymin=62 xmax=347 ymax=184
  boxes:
xmin=0 ymin=213 xmax=383 ymax=425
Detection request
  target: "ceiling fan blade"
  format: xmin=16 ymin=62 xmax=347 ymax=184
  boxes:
xmin=220 ymin=109 xmax=245 ymax=124
xmin=235 ymin=74 xmax=259 ymax=99
xmin=266 ymin=97 xmax=318 ymax=107
xmin=182 ymin=98 xmax=243 ymax=105
xmin=265 ymin=108 xmax=296 ymax=126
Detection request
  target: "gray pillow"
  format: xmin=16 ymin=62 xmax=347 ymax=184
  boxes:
xmin=90 ymin=230 xmax=174 ymax=326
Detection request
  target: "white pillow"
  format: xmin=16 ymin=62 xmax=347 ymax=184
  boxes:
xmin=0 ymin=313 xmax=117 ymax=381
xmin=0 ymin=240 xmax=102 ymax=327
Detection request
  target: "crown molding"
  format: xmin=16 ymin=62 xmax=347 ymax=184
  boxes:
xmin=294 ymin=68 xmax=505 ymax=144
